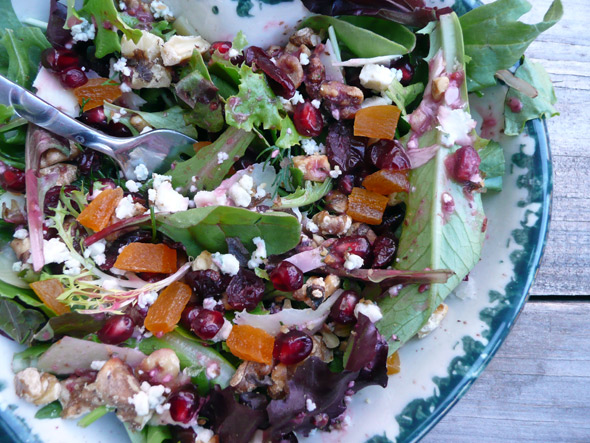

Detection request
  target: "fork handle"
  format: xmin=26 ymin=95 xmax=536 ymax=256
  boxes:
xmin=0 ymin=74 xmax=119 ymax=158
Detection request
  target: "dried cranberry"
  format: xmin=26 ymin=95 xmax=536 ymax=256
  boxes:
xmin=243 ymin=46 xmax=296 ymax=98
xmin=326 ymin=122 xmax=365 ymax=173
xmin=185 ymin=270 xmax=226 ymax=300
xmin=80 ymin=106 xmax=108 ymax=128
xmin=273 ymin=330 xmax=313 ymax=365
xmin=366 ymin=139 xmax=411 ymax=171
xmin=76 ymin=149 xmax=102 ymax=175
xmin=391 ymin=57 xmax=414 ymax=86
xmin=180 ymin=304 xmax=200 ymax=330
xmin=105 ymin=121 xmax=132 ymax=138
xmin=0 ymin=162 xmax=25 ymax=193
xmin=44 ymin=185 xmax=79 ymax=216
xmin=372 ymin=235 xmax=398 ymax=268
xmin=190 ymin=309 xmax=224 ymax=340
xmin=445 ymin=146 xmax=481 ymax=183
xmin=375 ymin=203 xmax=406 ymax=236
xmin=226 ymin=269 xmax=265 ymax=311
xmin=330 ymin=290 xmax=360 ymax=325
xmin=168 ymin=385 xmax=201 ymax=424
xmin=171 ymin=426 xmax=198 ymax=443
xmin=293 ymin=101 xmax=324 ymax=137
xmin=269 ymin=261 xmax=304 ymax=292
xmin=97 ymin=315 xmax=135 ymax=345
xmin=59 ymin=67 xmax=88 ymax=88
xmin=210 ymin=41 xmax=232 ymax=55
xmin=329 ymin=236 xmax=372 ymax=266
xmin=337 ymin=174 xmax=355 ymax=195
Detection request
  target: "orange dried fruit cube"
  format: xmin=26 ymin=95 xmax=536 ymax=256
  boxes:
xmin=354 ymin=105 xmax=401 ymax=140
xmin=346 ymin=187 xmax=389 ymax=225
xmin=30 ymin=279 xmax=70 ymax=315
xmin=144 ymin=282 xmax=192 ymax=336
xmin=77 ymin=187 xmax=123 ymax=232
xmin=226 ymin=325 xmax=275 ymax=365
xmin=74 ymin=78 xmax=123 ymax=111
xmin=363 ymin=170 xmax=410 ymax=195
xmin=114 ymin=243 xmax=178 ymax=274
xmin=386 ymin=351 xmax=401 ymax=375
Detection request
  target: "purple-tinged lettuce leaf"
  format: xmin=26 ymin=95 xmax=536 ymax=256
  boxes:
xmin=46 ymin=0 xmax=71 ymax=48
xmin=300 ymin=0 xmax=452 ymax=27
xmin=33 ymin=312 xmax=105 ymax=342
xmin=325 ymin=267 xmax=454 ymax=284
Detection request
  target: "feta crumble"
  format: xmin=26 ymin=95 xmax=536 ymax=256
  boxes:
xmin=436 ymin=107 xmax=477 ymax=147
xmin=83 ymin=239 xmax=107 ymax=267
xmin=329 ymin=165 xmax=342 ymax=179
xmin=120 ymin=83 xmax=132 ymax=93
xmin=149 ymin=174 xmax=189 ymax=213
xmin=217 ymin=152 xmax=229 ymax=164
xmin=299 ymin=52 xmax=310 ymax=66
xmin=211 ymin=253 xmax=240 ymax=276
xmin=125 ymin=180 xmax=140 ymax=193
xmin=343 ymin=253 xmax=363 ymax=270
xmin=359 ymin=64 xmax=395 ymax=91
xmin=248 ymin=237 xmax=267 ymax=269
xmin=112 ymin=57 xmax=131 ymax=77
xmin=70 ymin=18 xmax=96 ymax=43
xmin=115 ymin=195 xmax=137 ymax=219
xmin=311 ymin=99 xmax=321 ymax=109
xmin=150 ymin=0 xmax=174 ymax=19
xmin=13 ymin=229 xmax=28 ymax=240
xmin=354 ymin=300 xmax=383 ymax=323
xmin=228 ymin=182 xmax=251 ymax=207
xmin=203 ymin=297 xmax=220 ymax=310
xmin=228 ymin=48 xmax=240 ymax=58
xmin=90 ymin=360 xmax=106 ymax=371
xmin=137 ymin=291 xmax=159 ymax=309
xmin=301 ymin=138 xmax=325 ymax=156
xmin=211 ymin=319 xmax=233 ymax=343
xmin=306 ymin=398 xmax=317 ymax=412
xmin=290 ymin=91 xmax=305 ymax=106
xmin=134 ymin=164 xmax=149 ymax=181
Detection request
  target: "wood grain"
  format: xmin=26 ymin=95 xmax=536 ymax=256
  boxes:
xmin=425 ymin=302 xmax=590 ymax=442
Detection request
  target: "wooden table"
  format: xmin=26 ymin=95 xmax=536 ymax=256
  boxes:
xmin=426 ymin=0 xmax=590 ymax=440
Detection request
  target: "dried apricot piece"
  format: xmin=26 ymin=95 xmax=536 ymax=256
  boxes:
xmin=354 ymin=105 xmax=401 ymax=140
xmin=346 ymin=187 xmax=389 ymax=225
xmin=386 ymin=351 xmax=401 ymax=375
xmin=77 ymin=187 xmax=123 ymax=232
xmin=30 ymin=279 xmax=70 ymax=315
xmin=362 ymin=170 xmax=410 ymax=195
xmin=144 ymin=282 xmax=192 ymax=336
xmin=226 ymin=325 xmax=275 ymax=365
xmin=74 ymin=78 xmax=123 ymax=111
xmin=114 ymin=243 xmax=177 ymax=274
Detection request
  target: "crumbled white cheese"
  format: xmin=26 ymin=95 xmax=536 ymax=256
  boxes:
xmin=299 ymin=52 xmax=310 ymax=66
xmin=329 ymin=165 xmax=342 ymax=179
xmin=129 ymin=382 xmax=169 ymax=417
xmin=359 ymin=64 xmax=395 ymax=91
xmin=70 ymin=18 xmax=96 ymax=43
xmin=12 ymin=261 xmax=22 ymax=272
xmin=134 ymin=164 xmax=149 ymax=181
xmin=206 ymin=362 xmax=221 ymax=379
xmin=248 ymin=237 xmax=267 ymax=269
xmin=193 ymin=425 xmax=215 ymax=443
xmin=391 ymin=68 xmax=403 ymax=82
xmin=343 ymin=253 xmax=363 ymax=270
xmin=63 ymin=258 xmax=82 ymax=276
xmin=301 ymin=138 xmax=325 ymax=156
xmin=253 ymin=185 xmax=266 ymax=199
xmin=306 ymin=398 xmax=317 ymax=412
xmin=161 ymin=35 xmax=211 ymax=66
xmin=211 ymin=319 xmax=233 ymax=343
xmin=90 ymin=360 xmax=106 ymax=371
xmin=203 ymin=297 xmax=220 ymax=310
xmin=13 ymin=229 xmax=28 ymax=240
xmin=83 ymin=239 xmax=107 ymax=266
xmin=119 ymin=1 xmax=127 ymax=10
xmin=290 ymin=91 xmax=305 ymax=106
xmin=311 ymin=99 xmax=321 ymax=109
xmin=306 ymin=220 xmax=319 ymax=234
xmin=228 ymin=182 xmax=251 ymax=207
xmin=211 ymin=253 xmax=240 ymax=276
xmin=150 ymin=0 xmax=174 ymax=19
xmin=217 ymin=152 xmax=229 ymax=164
xmin=193 ymin=190 xmax=228 ymax=208
xmin=120 ymin=83 xmax=132 ymax=93
xmin=228 ymin=48 xmax=240 ymax=58
xmin=137 ymin=291 xmax=159 ymax=309
xmin=436 ymin=107 xmax=477 ymax=148
xmin=43 ymin=238 xmax=72 ymax=265
xmin=115 ymin=195 xmax=137 ymax=219
xmin=354 ymin=300 xmax=383 ymax=323
xmin=125 ymin=180 xmax=140 ymax=193
xmin=112 ymin=57 xmax=131 ymax=77
xmin=149 ymin=175 xmax=189 ymax=213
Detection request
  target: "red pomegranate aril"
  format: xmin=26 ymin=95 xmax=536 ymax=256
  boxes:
xmin=391 ymin=57 xmax=414 ymax=86
xmin=106 ymin=121 xmax=132 ymax=138
xmin=445 ymin=146 xmax=481 ymax=183
xmin=211 ymin=41 xmax=232 ymax=54
xmin=269 ymin=262 xmax=304 ymax=292
xmin=0 ymin=163 xmax=25 ymax=193
xmin=41 ymin=48 xmax=58 ymax=70
xmin=80 ymin=106 xmax=107 ymax=127
xmin=273 ymin=330 xmax=313 ymax=365
xmin=330 ymin=236 xmax=372 ymax=263
xmin=372 ymin=235 xmax=397 ymax=268
xmin=42 ymin=48 xmax=80 ymax=72
xmin=180 ymin=304 xmax=200 ymax=330
xmin=97 ymin=315 xmax=135 ymax=345
xmin=330 ymin=290 xmax=360 ymax=325
xmin=226 ymin=269 xmax=265 ymax=311
xmin=190 ymin=309 xmax=224 ymax=340
xmin=293 ymin=101 xmax=324 ymax=137
xmin=60 ymin=67 xmax=88 ymax=88
xmin=337 ymin=174 xmax=355 ymax=195
xmin=168 ymin=386 xmax=200 ymax=424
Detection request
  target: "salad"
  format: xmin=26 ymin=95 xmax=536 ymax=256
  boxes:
xmin=0 ymin=0 xmax=561 ymax=442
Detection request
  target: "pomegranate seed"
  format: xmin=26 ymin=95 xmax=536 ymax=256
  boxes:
xmin=80 ymin=106 xmax=107 ymax=128
xmin=180 ymin=304 xmax=200 ymax=330
xmin=125 ymin=303 xmax=149 ymax=327
xmin=366 ymin=139 xmax=411 ymax=171
xmin=77 ymin=149 xmax=102 ymax=175
xmin=391 ymin=57 xmax=414 ymax=86
xmin=329 ymin=236 xmax=372 ymax=266
xmin=210 ymin=41 xmax=232 ymax=54
xmin=293 ymin=101 xmax=324 ymax=137
xmin=330 ymin=290 xmax=360 ymax=325
xmin=190 ymin=309 xmax=224 ymax=340
xmin=337 ymin=174 xmax=355 ymax=195
xmin=269 ymin=262 xmax=304 ymax=292
xmin=59 ymin=67 xmax=88 ymax=88
xmin=273 ymin=330 xmax=313 ymax=365
xmin=0 ymin=162 xmax=25 ymax=193
xmin=41 ymin=48 xmax=79 ymax=72
xmin=168 ymin=385 xmax=201 ymax=424
xmin=106 ymin=121 xmax=132 ymax=137
xmin=97 ymin=315 xmax=135 ymax=344
xmin=372 ymin=235 xmax=397 ymax=268
xmin=445 ymin=146 xmax=481 ymax=183
xmin=226 ymin=269 xmax=265 ymax=311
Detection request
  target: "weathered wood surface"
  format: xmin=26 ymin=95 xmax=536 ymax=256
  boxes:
xmin=427 ymin=1 xmax=590 ymax=441
xmin=426 ymin=302 xmax=590 ymax=442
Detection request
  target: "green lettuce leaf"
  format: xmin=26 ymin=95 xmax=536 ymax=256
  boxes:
xmin=384 ymin=79 xmax=425 ymax=115
xmin=0 ymin=27 xmax=51 ymax=88
xmin=460 ymin=0 xmax=563 ymax=92
xmin=504 ymin=58 xmax=558 ymax=135
xmin=0 ymin=0 xmax=23 ymax=31
xmin=377 ymin=13 xmax=486 ymax=353
xmin=478 ymin=140 xmax=505 ymax=179
xmin=0 ymin=298 xmax=46 ymax=344
xmin=274 ymin=179 xmax=332 ymax=209
xmin=157 ymin=206 xmax=301 ymax=258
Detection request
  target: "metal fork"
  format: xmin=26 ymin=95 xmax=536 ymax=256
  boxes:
xmin=0 ymin=74 xmax=197 ymax=180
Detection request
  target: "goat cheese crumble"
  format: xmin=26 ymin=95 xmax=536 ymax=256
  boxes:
xmin=125 ymin=180 xmax=140 ymax=193
xmin=343 ymin=253 xmax=363 ymax=270
xmin=248 ymin=237 xmax=267 ymax=269
xmin=211 ymin=253 xmax=240 ymax=276
xmin=150 ymin=0 xmax=174 ymax=19
xmin=359 ymin=64 xmax=395 ymax=91
xmin=354 ymin=300 xmax=383 ymax=323
xmin=148 ymin=174 xmax=189 ymax=213
xmin=70 ymin=18 xmax=96 ymax=43
xmin=112 ymin=57 xmax=131 ymax=77
xmin=83 ymin=239 xmax=107 ymax=266
xmin=217 ymin=152 xmax=229 ymax=164
xmin=134 ymin=164 xmax=149 ymax=181
xmin=13 ymin=229 xmax=28 ymax=240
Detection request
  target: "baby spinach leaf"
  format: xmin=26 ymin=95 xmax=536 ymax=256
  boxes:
xmin=460 ymin=0 xmax=563 ymax=92
xmin=33 ymin=312 xmax=105 ymax=342
xmin=504 ymin=58 xmax=558 ymax=136
xmin=157 ymin=206 xmax=301 ymax=257
xmin=274 ymin=179 xmax=332 ymax=209
xmin=35 ymin=401 xmax=63 ymax=419
xmin=0 ymin=298 xmax=46 ymax=344
xmin=378 ymin=13 xmax=486 ymax=353
xmin=168 ymin=126 xmax=255 ymax=190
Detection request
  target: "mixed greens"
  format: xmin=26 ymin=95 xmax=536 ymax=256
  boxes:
xmin=0 ymin=0 xmax=561 ymax=442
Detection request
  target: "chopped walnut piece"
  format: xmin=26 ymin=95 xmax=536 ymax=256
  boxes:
xmin=324 ymin=190 xmax=348 ymax=214
xmin=312 ymin=210 xmax=352 ymax=236
xmin=320 ymin=81 xmax=364 ymax=120
xmin=137 ymin=348 xmax=180 ymax=386
xmin=310 ymin=335 xmax=333 ymax=363
xmin=39 ymin=164 xmax=78 ymax=186
xmin=293 ymin=275 xmax=340 ymax=309
xmin=276 ymin=53 xmax=304 ymax=89
xmin=292 ymin=155 xmax=331 ymax=182
xmin=268 ymin=363 xmax=289 ymax=399
xmin=289 ymin=27 xmax=322 ymax=48
xmin=10 ymin=236 xmax=31 ymax=263
xmin=303 ymin=45 xmax=326 ymax=99
xmin=346 ymin=222 xmax=377 ymax=244
xmin=39 ymin=143 xmax=81 ymax=169
xmin=229 ymin=361 xmax=273 ymax=393
xmin=432 ymin=76 xmax=450 ymax=101
xmin=15 ymin=368 xmax=61 ymax=406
